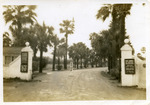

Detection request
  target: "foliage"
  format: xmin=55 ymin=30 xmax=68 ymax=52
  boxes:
xmin=51 ymin=34 xmax=65 ymax=70
xmin=20 ymin=26 xmax=38 ymax=59
xmin=41 ymin=57 xmax=49 ymax=69
xmin=95 ymin=4 xmax=132 ymax=79
xmin=3 ymin=5 xmax=37 ymax=46
xmin=57 ymin=43 xmax=66 ymax=58
xmin=3 ymin=32 xmax=12 ymax=47
xmin=68 ymin=42 xmax=89 ymax=69
xmin=88 ymin=49 xmax=97 ymax=67
xmin=32 ymin=61 xmax=39 ymax=71
xmin=34 ymin=22 xmax=54 ymax=73
xmin=89 ymin=32 xmax=108 ymax=67
xmin=32 ymin=57 xmax=49 ymax=72
xmin=59 ymin=19 xmax=75 ymax=69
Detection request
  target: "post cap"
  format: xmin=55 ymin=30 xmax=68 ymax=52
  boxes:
xmin=25 ymin=42 xmax=29 ymax=47
xmin=124 ymin=39 xmax=129 ymax=44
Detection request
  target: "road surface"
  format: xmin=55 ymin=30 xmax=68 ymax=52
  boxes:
xmin=3 ymin=67 xmax=146 ymax=101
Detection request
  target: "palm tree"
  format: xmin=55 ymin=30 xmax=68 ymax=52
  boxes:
xmin=3 ymin=32 xmax=12 ymax=47
xmin=51 ymin=35 xmax=65 ymax=71
xmin=3 ymin=5 xmax=37 ymax=46
xmin=34 ymin=22 xmax=54 ymax=73
xmin=20 ymin=26 xmax=38 ymax=59
xmin=97 ymin=4 xmax=132 ymax=48
xmin=83 ymin=48 xmax=90 ymax=68
xmin=57 ymin=44 xmax=66 ymax=69
xmin=68 ymin=43 xmax=80 ymax=69
xmin=59 ymin=19 xmax=75 ymax=69
xmin=89 ymin=32 xmax=105 ymax=67
xmin=96 ymin=4 xmax=132 ymax=80
xmin=51 ymin=35 xmax=59 ymax=71
xmin=69 ymin=42 xmax=88 ymax=69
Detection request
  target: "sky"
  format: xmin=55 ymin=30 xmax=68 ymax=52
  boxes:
xmin=1 ymin=0 xmax=150 ymax=57
xmin=35 ymin=0 xmax=111 ymax=56
xmin=35 ymin=1 xmax=150 ymax=56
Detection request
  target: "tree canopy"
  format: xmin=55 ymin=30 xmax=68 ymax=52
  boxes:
xmin=68 ymin=42 xmax=89 ymax=69
xmin=34 ymin=22 xmax=54 ymax=73
xmin=3 ymin=5 xmax=37 ymax=46
xmin=3 ymin=32 xmax=12 ymax=47
xmin=95 ymin=4 xmax=132 ymax=79
xmin=51 ymin=34 xmax=65 ymax=70
xmin=59 ymin=19 xmax=75 ymax=69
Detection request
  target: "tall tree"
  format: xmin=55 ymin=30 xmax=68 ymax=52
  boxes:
xmin=57 ymin=43 xmax=66 ymax=69
xmin=96 ymin=4 xmax=132 ymax=58
xmin=83 ymin=48 xmax=90 ymax=68
xmin=68 ymin=44 xmax=80 ymax=69
xmin=89 ymin=49 xmax=96 ymax=67
xmin=89 ymin=32 xmax=104 ymax=67
xmin=69 ymin=42 xmax=88 ymax=69
xmin=96 ymin=4 xmax=132 ymax=80
xmin=59 ymin=19 xmax=75 ymax=69
xmin=34 ymin=22 xmax=54 ymax=73
xmin=3 ymin=5 xmax=37 ymax=46
xmin=77 ymin=42 xmax=87 ymax=68
xmin=51 ymin=35 xmax=65 ymax=71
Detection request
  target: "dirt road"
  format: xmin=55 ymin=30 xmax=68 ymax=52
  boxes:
xmin=3 ymin=67 xmax=146 ymax=101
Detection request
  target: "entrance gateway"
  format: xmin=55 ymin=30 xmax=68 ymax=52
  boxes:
xmin=121 ymin=38 xmax=146 ymax=88
xmin=3 ymin=42 xmax=33 ymax=81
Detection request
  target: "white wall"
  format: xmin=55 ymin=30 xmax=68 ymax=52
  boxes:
xmin=135 ymin=57 xmax=146 ymax=88
xmin=3 ymin=55 xmax=21 ymax=78
xmin=3 ymin=45 xmax=33 ymax=80
xmin=3 ymin=55 xmax=31 ymax=80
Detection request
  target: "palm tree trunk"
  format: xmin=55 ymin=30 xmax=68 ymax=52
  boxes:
xmin=64 ymin=35 xmax=68 ymax=69
xmin=33 ymin=47 xmax=37 ymax=60
xmin=80 ymin=58 xmax=82 ymax=68
xmin=58 ymin=56 xmax=60 ymax=66
xmin=52 ymin=45 xmax=56 ymax=71
xmin=64 ymin=55 xmax=65 ymax=69
xmin=118 ymin=15 xmax=126 ymax=82
xmin=39 ymin=44 xmax=43 ymax=73
xmin=108 ymin=55 xmax=111 ymax=73
xmin=77 ymin=59 xmax=79 ymax=69
xmin=91 ymin=59 xmax=93 ymax=68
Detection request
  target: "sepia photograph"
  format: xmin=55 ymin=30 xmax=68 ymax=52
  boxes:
xmin=1 ymin=0 xmax=150 ymax=104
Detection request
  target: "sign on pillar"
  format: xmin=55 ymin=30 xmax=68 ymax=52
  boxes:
xmin=21 ymin=52 xmax=28 ymax=73
xmin=20 ymin=42 xmax=33 ymax=80
xmin=125 ymin=59 xmax=135 ymax=74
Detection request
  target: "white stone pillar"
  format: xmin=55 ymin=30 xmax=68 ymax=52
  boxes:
xmin=20 ymin=42 xmax=33 ymax=80
xmin=121 ymin=39 xmax=136 ymax=86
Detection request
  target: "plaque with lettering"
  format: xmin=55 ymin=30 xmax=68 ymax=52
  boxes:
xmin=125 ymin=59 xmax=135 ymax=74
xmin=21 ymin=52 xmax=28 ymax=73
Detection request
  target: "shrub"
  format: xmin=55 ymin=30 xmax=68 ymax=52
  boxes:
xmin=32 ymin=61 xmax=39 ymax=71
xmin=56 ymin=65 xmax=62 ymax=70
xmin=110 ymin=68 xmax=119 ymax=79
xmin=32 ymin=57 xmax=49 ymax=71
xmin=42 ymin=57 xmax=49 ymax=69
